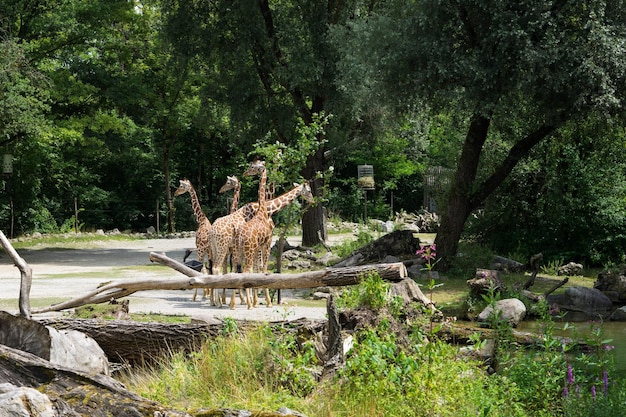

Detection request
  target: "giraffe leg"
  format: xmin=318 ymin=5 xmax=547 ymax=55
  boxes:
xmin=264 ymin=288 xmax=273 ymax=308
xmin=230 ymin=288 xmax=237 ymax=309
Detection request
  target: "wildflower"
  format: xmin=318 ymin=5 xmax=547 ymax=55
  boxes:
xmin=603 ymin=370 xmax=609 ymax=394
xmin=566 ymin=364 xmax=575 ymax=385
xmin=416 ymin=244 xmax=438 ymax=271
xmin=591 ymin=385 xmax=597 ymax=399
xmin=563 ymin=386 xmax=569 ymax=398
xmin=603 ymin=344 xmax=615 ymax=351
xmin=549 ymin=303 xmax=560 ymax=315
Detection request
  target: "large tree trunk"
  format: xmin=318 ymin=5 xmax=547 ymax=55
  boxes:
xmin=301 ymin=147 xmax=327 ymax=246
xmin=435 ymin=114 xmax=559 ymax=270
xmin=435 ymin=115 xmax=490 ymax=270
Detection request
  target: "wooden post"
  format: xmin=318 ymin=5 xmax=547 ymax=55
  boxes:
xmin=156 ymin=199 xmax=160 ymax=234
xmin=363 ymin=189 xmax=368 ymax=222
xmin=74 ymin=197 xmax=78 ymax=233
xmin=9 ymin=193 xmax=13 ymax=239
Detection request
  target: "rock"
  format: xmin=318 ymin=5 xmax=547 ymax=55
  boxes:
xmin=316 ymin=252 xmax=341 ymax=266
xmin=0 ymin=383 xmax=55 ymax=417
xmin=594 ymin=266 xmax=626 ymax=302
xmin=558 ymin=262 xmax=583 ymax=276
xmin=278 ymin=407 xmax=308 ymax=416
xmin=610 ymin=306 xmax=626 ymax=321
xmin=48 ymin=327 xmax=109 ymax=376
xmin=490 ymin=256 xmax=525 ymax=273
xmin=547 ymin=286 xmax=613 ymax=321
xmin=146 ymin=225 xmax=156 ymax=235
xmin=467 ymin=269 xmax=505 ymax=298
xmin=382 ymin=255 xmax=401 ymax=263
xmin=286 ymin=260 xmax=311 ymax=270
xmin=0 ymin=312 xmax=109 ymax=376
xmin=282 ymin=249 xmax=301 ymax=261
xmin=95 ymin=229 xmax=105 ymax=236
xmin=478 ymin=298 xmax=527 ymax=327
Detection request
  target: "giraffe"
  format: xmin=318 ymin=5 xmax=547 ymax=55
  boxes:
xmin=233 ymin=159 xmax=274 ymax=309
xmin=236 ymin=181 xmax=315 ymax=307
xmin=174 ymin=179 xmax=212 ymax=301
xmin=207 ymin=175 xmax=246 ymax=307
xmin=238 ymin=181 xmax=314 ymax=221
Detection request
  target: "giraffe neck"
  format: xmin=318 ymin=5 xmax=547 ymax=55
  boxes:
xmin=237 ymin=183 xmax=303 ymax=221
xmin=229 ymin=182 xmax=241 ymax=214
xmin=266 ymin=184 xmax=302 ymax=216
xmin=189 ymin=186 xmax=208 ymax=224
xmin=257 ymin=166 xmax=267 ymax=216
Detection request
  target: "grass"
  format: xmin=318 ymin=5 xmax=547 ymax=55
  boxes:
xmin=73 ymin=303 xmax=190 ymax=323
xmin=10 ymin=232 xmax=143 ymax=250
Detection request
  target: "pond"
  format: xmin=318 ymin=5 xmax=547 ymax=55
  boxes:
xmin=516 ymin=320 xmax=626 ymax=376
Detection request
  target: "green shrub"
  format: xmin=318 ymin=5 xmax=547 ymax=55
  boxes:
xmin=337 ymin=272 xmax=389 ymax=310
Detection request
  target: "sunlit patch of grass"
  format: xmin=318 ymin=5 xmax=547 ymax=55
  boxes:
xmin=72 ymin=303 xmax=190 ymax=323
xmin=0 ymin=297 xmax=71 ymax=310
xmin=36 ymin=264 xmax=173 ymax=280
xmin=11 ymin=233 xmax=143 ymax=250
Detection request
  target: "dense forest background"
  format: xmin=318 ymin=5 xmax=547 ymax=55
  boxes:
xmin=2 ymin=0 xmax=626 ymax=268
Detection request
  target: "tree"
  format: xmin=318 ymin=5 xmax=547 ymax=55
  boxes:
xmin=469 ymin=117 xmax=626 ymax=265
xmin=339 ymin=1 xmax=626 ymax=268
xmin=162 ymin=0 xmax=371 ymax=246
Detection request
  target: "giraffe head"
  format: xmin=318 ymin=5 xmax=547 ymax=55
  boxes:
xmin=299 ymin=181 xmax=314 ymax=204
xmin=243 ymin=159 xmax=266 ymax=177
xmin=174 ymin=179 xmax=192 ymax=196
xmin=219 ymin=176 xmax=240 ymax=193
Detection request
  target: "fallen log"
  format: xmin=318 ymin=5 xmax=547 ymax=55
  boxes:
xmin=39 ymin=317 xmax=327 ymax=366
xmin=30 ymin=252 xmax=407 ymax=314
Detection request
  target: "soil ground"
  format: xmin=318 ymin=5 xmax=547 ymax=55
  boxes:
xmin=0 ymin=234 xmax=353 ymax=322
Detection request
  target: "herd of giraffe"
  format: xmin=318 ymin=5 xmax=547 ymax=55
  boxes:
xmin=174 ymin=159 xmax=314 ymax=309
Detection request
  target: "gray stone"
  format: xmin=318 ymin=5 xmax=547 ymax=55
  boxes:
xmin=563 ymin=286 xmax=613 ymax=311
xmin=382 ymin=255 xmax=401 ymax=263
xmin=547 ymin=286 xmax=614 ymax=321
xmin=48 ymin=327 xmax=110 ymax=376
xmin=478 ymin=298 xmax=527 ymax=327
xmin=558 ymin=262 xmax=583 ymax=276
xmin=0 ymin=383 xmax=54 ymax=417
xmin=316 ymin=252 xmax=341 ymax=266
xmin=610 ymin=306 xmax=626 ymax=321
xmin=595 ymin=267 xmax=626 ymax=302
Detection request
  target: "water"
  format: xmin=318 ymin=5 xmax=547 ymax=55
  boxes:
xmin=516 ymin=320 xmax=626 ymax=376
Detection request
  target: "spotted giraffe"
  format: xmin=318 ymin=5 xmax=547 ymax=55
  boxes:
xmin=206 ymin=175 xmax=246 ymax=307
xmin=237 ymin=181 xmax=314 ymax=307
xmin=173 ymin=179 xmax=211 ymax=301
xmin=232 ymin=159 xmax=274 ymax=309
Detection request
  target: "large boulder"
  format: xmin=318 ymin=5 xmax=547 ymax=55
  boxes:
xmin=478 ymin=298 xmax=527 ymax=327
xmin=547 ymin=286 xmax=613 ymax=321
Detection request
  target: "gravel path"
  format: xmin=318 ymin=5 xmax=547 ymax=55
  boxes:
xmin=0 ymin=235 xmax=336 ymax=322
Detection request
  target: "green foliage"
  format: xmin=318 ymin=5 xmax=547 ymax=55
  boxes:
xmin=471 ymin=118 xmax=626 ymax=266
xmin=331 ymin=230 xmax=374 ymax=259
xmin=335 ymin=322 xmax=525 ymax=417
xmin=267 ymin=327 xmax=319 ymax=397
xmin=499 ymin=304 xmax=620 ymax=416
xmin=337 ymin=272 xmax=390 ymax=311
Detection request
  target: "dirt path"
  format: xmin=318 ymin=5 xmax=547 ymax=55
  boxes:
xmin=0 ymin=235 xmax=351 ymax=322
